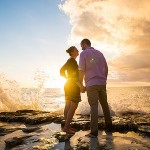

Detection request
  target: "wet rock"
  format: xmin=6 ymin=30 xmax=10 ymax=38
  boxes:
xmin=76 ymin=137 xmax=90 ymax=150
xmin=0 ymin=110 xmax=150 ymax=136
xmin=0 ymin=127 xmax=16 ymax=136
xmin=25 ymin=115 xmax=53 ymax=125
xmin=134 ymin=115 xmax=150 ymax=126
xmin=16 ymin=109 xmax=35 ymax=113
xmin=0 ymin=111 xmax=58 ymax=125
xmin=121 ymin=111 xmax=142 ymax=116
xmin=5 ymin=135 xmax=31 ymax=149
xmin=54 ymin=131 xmax=73 ymax=142
xmin=32 ymin=137 xmax=59 ymax=150
xmin=53 ymin=115 xmax=64 ymax=123
xmin=61 ymin=119 xmax=65 ymax=126
xmin=0 ymin=126 xmax=23 ymax=136
xmin=0 ymin=109 xmax=149 ymax=150
xmin=138 ymin=125 xmax=150 ymax=137
xmin=22 ymin=127 xmax=40 ymax=133
xmin=71 ymin=120 xmax=90 ymax=130
xmin=66 ymin=115 xmax=90 ymax=130
xmin=0 ymin=127 xmax=7 ymax=136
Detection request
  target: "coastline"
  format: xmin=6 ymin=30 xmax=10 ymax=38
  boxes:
xmin=0 ymin=109 xmax=150 ymax=149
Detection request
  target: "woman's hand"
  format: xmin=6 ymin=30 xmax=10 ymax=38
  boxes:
xmin=80 ymin=85 xmax=86 ymax=93
xmin=75 ymin=81 xmax=86 ymax=93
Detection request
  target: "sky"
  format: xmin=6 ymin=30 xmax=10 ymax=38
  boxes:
xmin=0 ymin=0 xmax=150 ymax=88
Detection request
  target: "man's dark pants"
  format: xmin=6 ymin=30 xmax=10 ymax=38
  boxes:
xmin=86 ymin=85 xmax=112 ymax=136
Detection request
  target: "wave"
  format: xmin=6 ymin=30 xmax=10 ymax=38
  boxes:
xmin=1 ymin=87 xmax=150 ymax=115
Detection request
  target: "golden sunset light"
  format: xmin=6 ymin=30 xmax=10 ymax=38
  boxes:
xmin=0 ymin=0 xmax=150 ymax=87
xmin=0 ymin=1 xmax=150 ymax=149
xmin=45 ymin=76 xmax=66 ymax=88
xmin=60 ymin=0 xmax=150 ymax=86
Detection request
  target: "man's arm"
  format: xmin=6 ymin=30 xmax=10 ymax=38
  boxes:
xmin=78 ymin=70 xmax=85 ymax=93
xmin=79 ymin=52 xmax=85 ymax=83
xmin=78 ymin=52 xmax=86 ymax=92
xmin=79 ymin=70 xmax=84 ymax=84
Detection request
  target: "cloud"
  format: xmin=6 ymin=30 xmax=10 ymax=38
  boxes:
xmin=110 ymin=19 xmax=150 ymax=82
xmin=59 ymin=0 xmax=150 ymax=84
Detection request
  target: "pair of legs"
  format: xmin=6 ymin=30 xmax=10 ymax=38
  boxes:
xmin=63 ymin=80 xmax=81 ymax=133
xmin=64 ymin=100 xmax=78 ymax=130
xmin=86 ymin=85 xmax=112 ymax=136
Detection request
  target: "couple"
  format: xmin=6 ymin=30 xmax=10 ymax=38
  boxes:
xmin=60 ymin=39 xmax=112 ymax=138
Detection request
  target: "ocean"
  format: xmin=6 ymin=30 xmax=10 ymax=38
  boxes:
xmin=0 ymin=86 xmax=150 ymax=150
xmin=0 ymin=86 xmax=150 ymax=115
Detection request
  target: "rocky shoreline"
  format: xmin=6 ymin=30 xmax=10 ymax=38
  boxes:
xmin=0 ymin=110 xmax=150 ymax=149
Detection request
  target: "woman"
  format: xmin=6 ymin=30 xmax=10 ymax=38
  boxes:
xmin=60 ymin=46 xmax=85 ymax=134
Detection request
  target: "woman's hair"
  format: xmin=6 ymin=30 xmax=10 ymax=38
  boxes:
xmin=66 ymin=46 xmax=75 ymax=56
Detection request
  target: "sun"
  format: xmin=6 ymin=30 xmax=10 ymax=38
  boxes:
xmin=45 ymin=76 xmax=66 ymax=89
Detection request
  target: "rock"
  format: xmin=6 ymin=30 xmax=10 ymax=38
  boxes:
xmin=0 ymin=111 xmax=58 ymax=125
xmin=54 ymin=131 xmax=73 ymax=142
xmin=22 ymin=127 xmax=40 ymax=133
xmin=0 ymin=110 xmax=149 ymax=150
xmin=5 ymin=135 xmax=31 ymax=149
xmin=0 ymin=126 xmax=23 ymax=136
xmin=76 ymin=137 xmax=90 ymax=150
xmin=134 ymin=116 xmax=150 ymax=126
xmin=16 ymin=109 xmax=38 ymax=114
xmin=76 ymin=136 xmax=113 ymax=150
xmin=70 ymin=120 xmax=90 ymax=130
xmin=138 ymin=125 xmax=150 ymax=137
xmin=0 ymin=110 xmax=150 ymax=136
xmin=53 ymin=115 xmax=64 ymax=123
xmin=32 ymin=137 xmax=59 ymax=150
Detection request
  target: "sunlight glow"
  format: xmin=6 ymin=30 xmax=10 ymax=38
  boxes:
xmin=45 ymin=77 xmax=66 ymax=89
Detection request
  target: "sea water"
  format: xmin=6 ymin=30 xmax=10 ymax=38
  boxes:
xmin=0 ymin=86 xmax=150 ymax=115
xmin=42 ymin=87 xmax=150 ymax=115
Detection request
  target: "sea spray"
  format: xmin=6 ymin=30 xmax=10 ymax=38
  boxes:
xmin=1 ymin=71 xmax=150 ymax=115
xmin=76 ymin=87 xmax=150 ymax=116
xmin=0 ymin=71 xmax=48 ymax=112
xmin=107 ymin=87 xmax=150 ymax=115
xmin=76 ymin=93 xmax=115 ymax=116
xmin=0 ymin=73 xmax=22 ymax=111
xmin=33 ymin=70 xmax=49 ymax=109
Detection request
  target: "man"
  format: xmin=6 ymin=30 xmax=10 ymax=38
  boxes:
xmin=79 ymin=39 xmax=112 ymax=138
